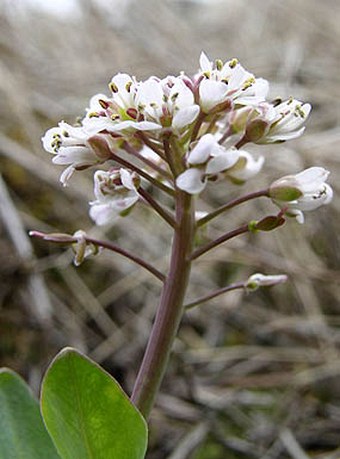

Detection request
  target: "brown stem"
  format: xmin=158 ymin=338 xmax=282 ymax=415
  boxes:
xmin=123 ymin=142 xmax=172 ymax=180
xmin=131 ymin=190 xmax=194 ymax=418
xmin=29 ymin=231 xmax=165 ymax=282
xmin=138 ymin=188 xmax=176 ymax=228
xmin=197 ymin=189 xmax=269 ymax=228
xmin=184 ymin=282 xmax=244 ymax=310
xmin=136 ymin=132 xmax=166 ymax=160
xmin=191 ymin=224 xmax=249 ymax=260
xmin=110 ymin=152 xmax=174 ymax=196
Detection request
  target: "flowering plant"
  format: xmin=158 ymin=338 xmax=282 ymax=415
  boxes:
xmin=1 ymin=52 xmax=333 ymax=459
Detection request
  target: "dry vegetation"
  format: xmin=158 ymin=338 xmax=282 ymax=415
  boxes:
xmin=0 ymin=0 xmax=340 ymax=458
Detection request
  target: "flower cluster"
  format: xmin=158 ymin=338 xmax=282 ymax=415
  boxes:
xmin=42 ymin=52 xmax=332 ymax=226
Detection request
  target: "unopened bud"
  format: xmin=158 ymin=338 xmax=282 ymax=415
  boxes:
xmin=250 ymin=215 xmax=285 ymax=232
xmin=246 ymin=273 xmax=288 ymax=291
xmin=87 ymin=135 xmax=113 ymax=161
xmin=269 ymin=177 xmax=302 ymax=202
xmin=245 ymin=119 xmax=270 ymax=142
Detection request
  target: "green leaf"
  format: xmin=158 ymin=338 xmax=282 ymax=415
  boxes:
xmin=0 ymin=368 xmax=60 ymax=459
xmin=41 ymin=348 xmax=148 ymax=459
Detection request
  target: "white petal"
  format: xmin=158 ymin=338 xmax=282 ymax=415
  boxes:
xmin=228 ymin=65 xmax=252 ymax=91
xmin=176 ymin=168 xmax=206 ymax=194
xmin=199 ymin=79 xmax=228 ymax=112
xmin=41 ymin=127 xmax=61 ymax=153
xmin=89 ymin=203 xmax=118 ymax=226
xmin=52 ymin=146 xmax=95 ymax=166
xmin=170 ymin=79 xmax=195 ymax=109
xmin=295 ymin=184 xmax=333 ymax=211
xmin=228 ymin=151 xmax=264 ymax=181
xmin=206 ymin=149 xmax=240 ymax=174
xmin=188 ymin=134 xmax=217 ymax=165
xmin=295 ymin=167 xmax=329 ymax=191
xmin=136 ymin=79 xmax=163 ymax=112
xmin=199 ymin=51 xmax=212 ymax=74
xmin=172 ymin=105 xmax=200 ymax=130
xmin=263 ymin=127 xmax=305 ymax=143
xmin=59 ymin=165 xmax=75 ymax=186
xmin=109 ymin=120 xmax=162 ymax=132
xmin=120 ymin=168 xmax=136 ymax=191
xmin=82 ymin=117 xmax=115 ymax=135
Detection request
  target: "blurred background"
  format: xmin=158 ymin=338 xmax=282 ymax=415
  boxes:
xmin=0 ymin=0 xmax=339 ymax=457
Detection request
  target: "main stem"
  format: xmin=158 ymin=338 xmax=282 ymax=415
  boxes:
xmin=131 ymin=190 xmax=194 ymax=418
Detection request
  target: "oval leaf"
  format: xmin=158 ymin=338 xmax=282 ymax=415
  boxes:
xmin=41 ymin=348 xmax=147 ymax=459
xmin=0 ymin=369 xmax=60 ymax=459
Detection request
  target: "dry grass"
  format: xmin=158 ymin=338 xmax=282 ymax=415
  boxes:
xmin=0 ymin=1 xmax=339 ymax=458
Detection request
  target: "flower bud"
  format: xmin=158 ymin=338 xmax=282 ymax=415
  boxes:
xmin=249 ymin=215 xmax=285 ymax=232
xmin=246 ymin=273 xmax=288 ymax=291
xmin=245 ymin=118 xmax=270 ymax=142
xmin=269 ymin=177 xmax=303 ymax=201
xmin=87 ymin=135 xmax=114 ymax=161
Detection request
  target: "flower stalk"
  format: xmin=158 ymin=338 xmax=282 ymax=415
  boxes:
xmin=196 ymin=188 xmax=270 ymax=227
xmin=131 ymin=189 xmax=194 ymax=418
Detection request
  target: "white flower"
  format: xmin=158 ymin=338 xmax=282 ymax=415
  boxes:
xmin=198 ymin=52 xmax=269 ymax=113
xmin=246 ymin=273 xmax=288 ymax=291
xmin=226 ymin=150 xmax=264 ymax=183
xmin=109 ymin=73 xmax=138 ymax=110
xmin=258 ymin=98 xmax=312 ymax=143
xmin=176 ymin=134 xmax=239 ymax=194
xmin=135 ymin=76 xmax=200 ymax=131
xmin=89 ymin=168 xmax=140 ymax=226
xmin=270 ymin=167 xmax=333 ymax=223
xmin=41 ymin=121 xmax=112 ymax=185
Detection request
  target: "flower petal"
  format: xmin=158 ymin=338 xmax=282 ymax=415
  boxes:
xmin=199 ymin=79 xmax=228 ymax=112
xmin=176 ymin=168 xmax=206 ymax=194
xmin=172 ymin=105 xmax=200 ymax=130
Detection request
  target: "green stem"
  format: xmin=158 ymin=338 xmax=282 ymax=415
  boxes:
xmin=130 ymin=190 xmax=194 ymax=418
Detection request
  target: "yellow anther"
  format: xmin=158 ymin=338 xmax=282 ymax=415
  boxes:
xmin=242 ymin=76 xmax=255 ymax=90
xmin=215 ymin=59 xmax=223 ymax=71
xmin=228 ymin=58 xmax=238 ymax=69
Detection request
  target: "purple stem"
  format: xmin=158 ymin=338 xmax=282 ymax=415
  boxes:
xmin=29 ymin=231 xmax=165 ymax=282
xmin=191 ymin=224 xmax=249 ymax=260
xmin=197 ymin=189 xmax=269 ymax=228
xmin=185 ymin=282 xmax=244 ymax=310
xmin=123 ymin=142 xmax=172 ymax=180
xmin=131 ymin=189 xmax=194 ymax=418
xmin=110 ymin=152 xmax=174 ymax=196
xmin=138 ymin=187 xmax=176 ymax=228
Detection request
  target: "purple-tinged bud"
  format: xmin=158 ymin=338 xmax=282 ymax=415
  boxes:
xmin=250 ymin=215 xmax=285 ymax=232
xmin=245 ymin=118 xmax=270 ymax=142
xmin=87 ymin=135 xmax=114 ymax=161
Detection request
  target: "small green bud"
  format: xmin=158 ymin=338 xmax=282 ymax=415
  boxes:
xmin=269 ymin=177 xmax=303 ymax=201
